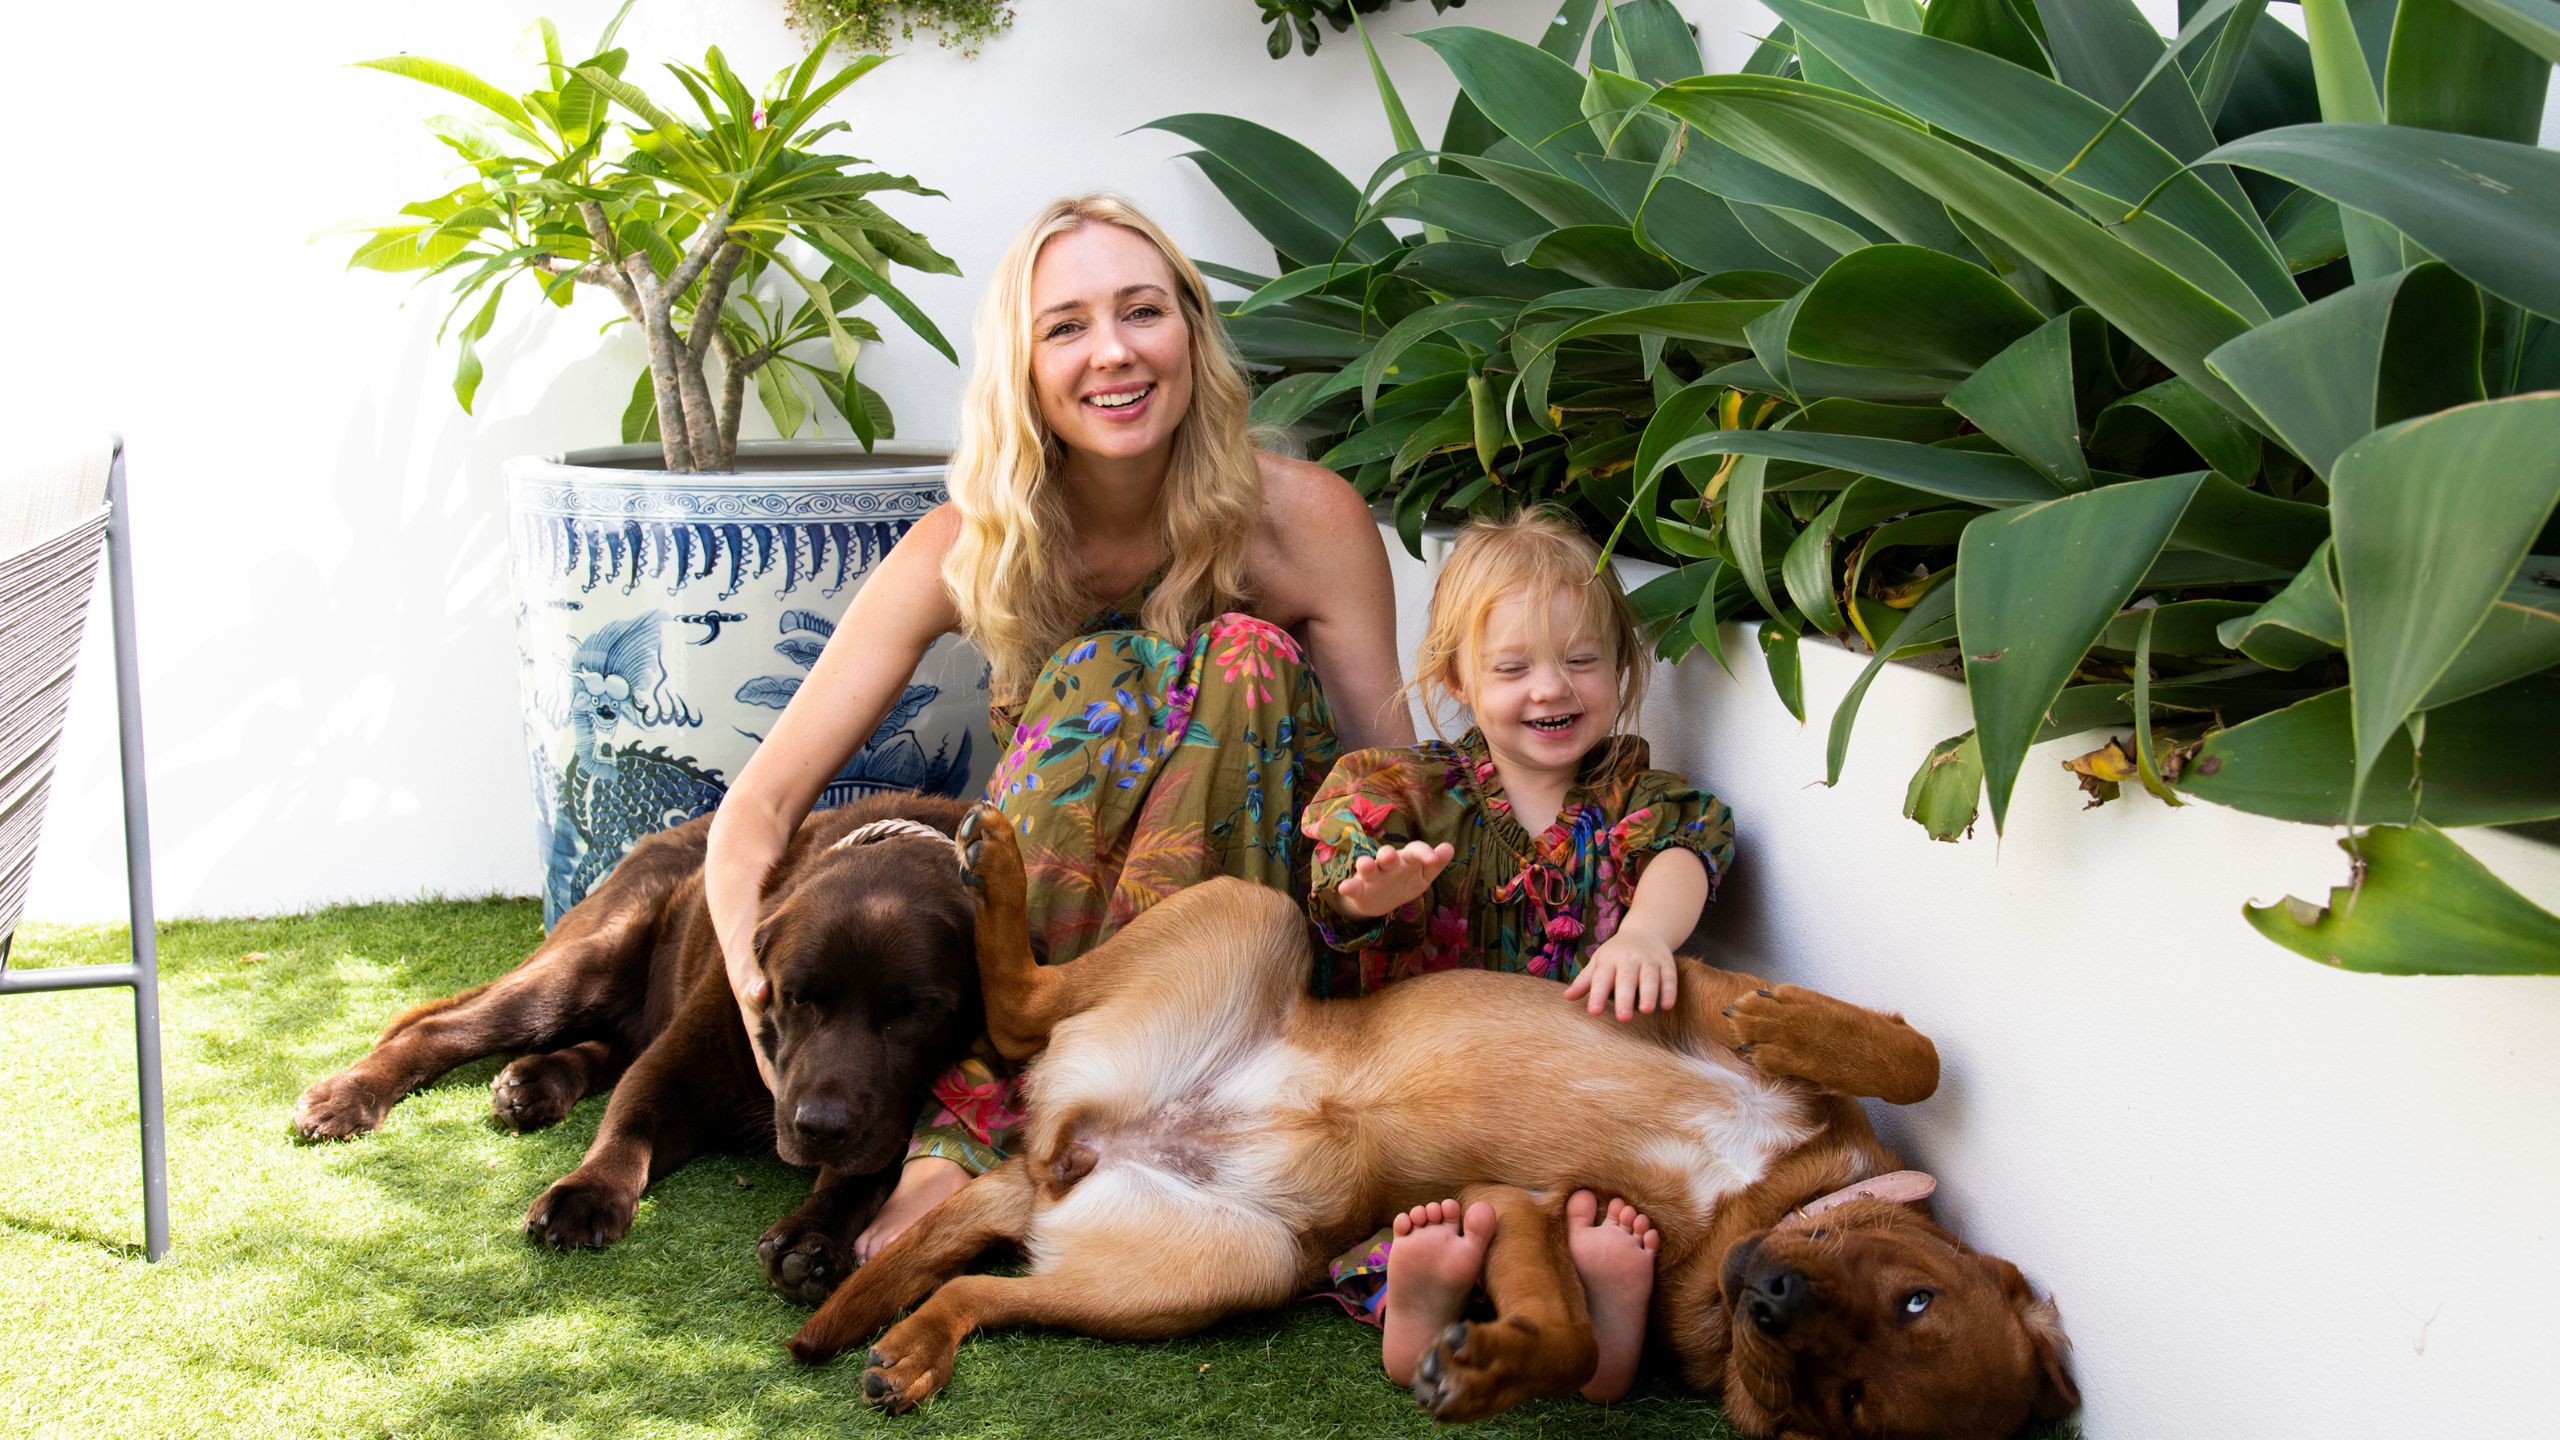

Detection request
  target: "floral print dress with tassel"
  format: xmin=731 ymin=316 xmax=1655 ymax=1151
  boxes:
xmin=903 ymin=580 xmax=1341 ymax=1173
xmin=1299 ymin=727 xmax=1735 ymax=1314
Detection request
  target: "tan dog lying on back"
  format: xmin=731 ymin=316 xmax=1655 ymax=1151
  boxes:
xmin=788 ymin=804 xmax=2075 ymax=1438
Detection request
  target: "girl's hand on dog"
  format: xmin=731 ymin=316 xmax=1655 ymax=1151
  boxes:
xmin=1566 ymin=931 xmax=1679 ymax=1022
xmin=1336 ymin=841 xmax=1456 ymax=919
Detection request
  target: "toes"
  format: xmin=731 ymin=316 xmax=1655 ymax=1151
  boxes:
xmin=1567 ymin=1189 xmax=1599 ymax=1226
xmin=1462 ymin=1200 xmax=1497 ymax=1241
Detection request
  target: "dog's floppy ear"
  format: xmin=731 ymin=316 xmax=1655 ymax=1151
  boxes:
xmin=2016 ymin=1281 xmax=2079 ymax=1421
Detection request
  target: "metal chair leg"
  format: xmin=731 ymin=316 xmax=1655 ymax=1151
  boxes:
xmin=107 ymin=440 xmax=168 ymax=1262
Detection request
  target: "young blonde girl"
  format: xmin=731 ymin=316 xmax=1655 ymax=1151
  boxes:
xmin=1299 ymin=509 xmax=1735 ymax=1401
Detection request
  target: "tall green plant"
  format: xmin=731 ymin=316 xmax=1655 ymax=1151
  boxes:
xmin=343 ymin=5 xmax=958 ymax=473
xmin=1161 ymin=0 xmax=2560 ymax=972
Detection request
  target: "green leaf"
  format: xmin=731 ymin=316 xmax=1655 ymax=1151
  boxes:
xmin=2330 ymin=394 xmax=2560 ymax=820
xmin=1903 ymin=730 xmax=1985 ymax=841
xmin=2437 ymin=0 xmax=2560 ymax=63
xmin=1649 ymin=429 xmax=2062 ymax=509
xmin=1957 ymin=472 xmax=2205 ymax=832
xmin=1416 ymin=25 xmax=1616 ymax=202
xmin=356 ymin=56 xmax=538 ymax=135
xmin=2088 ymin=377 xmax=2261 ymax=486
xmin=753 ymin=360 xmax=807 ymax=440
xmin=621 ymin=367 xmax=658 ymax=445
xmin=2205 ymin=263 xmax=2483 ymax=481
xmin=1756 ymin=0 xmax=2298 ymax=321
xmin=1784 ymin=245 xmax=2046 ymax=373
xmin=2244 ymin=822 xmax=2560 ymax=975
xmin=1944 ymin=311 xmax=2094 ymax=490
xmin=1371 ymin=174 xmax=1547 ymax=246
xmin=1503 ymin=227 xmax=1679 ymax=289
xmin=1649 ymin=77 xmax=2261 ymax=423
xmin=1826 ymin=576 xmax=1958 ymax=786
xmin=2422 ymin=557 xmax=2560 ymax=707
xmin=2199 ymin=123 xmax=2560 ymax=322
xmin=2385 ymin=0 xmax=2553 ymax=145
xmin=450 ymin=286 xmax=503 ymax=414
xmin=1146 ymin=113 xmax=1397 ymax=262
xmin=2217 ymin=542 xmax=2345 ymax=669
xmin=801 ymin=227 xmax=956 ymax=362
xmin=1922 ymin=0 xmax=2052 ymax=75
xmin=1780 ymin=492 xmax=1850 ymax=635
xmin=2181 ymin=676 xmax=2560 ymax=828
xmin=1759 ymin=623 xmax=1806 ymax=722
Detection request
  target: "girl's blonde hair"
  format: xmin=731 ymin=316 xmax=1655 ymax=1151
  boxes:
xmin=939 ymin=194 xmax=1262 ymax=705
xmin=1407 ymin=509 xmax=1649 ymax=741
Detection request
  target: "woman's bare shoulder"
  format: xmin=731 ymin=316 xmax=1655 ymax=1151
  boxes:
xmin=1254 ymin=450 xmax=1377 ymax=547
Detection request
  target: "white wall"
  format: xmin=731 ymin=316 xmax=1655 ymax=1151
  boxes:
xmin=11 ymin=0 xmax=1773 ymax=922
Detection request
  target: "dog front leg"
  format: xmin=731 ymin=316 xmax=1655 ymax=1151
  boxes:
xmin=953 ymin=804 xmax=1080 ymax=1063
xmin=1411 ymin=1185 xmax=1598 ymax=1422
xmin=1671 ymin=960 xmax=1939 ymax=1105
xmin=787 ymin=1158 xmax=1037 ymax=1365
xmin=523 ymin=973 xmax=746 ymax=1249
xmin=759 ymin=1164 xmax=895 ymax=1305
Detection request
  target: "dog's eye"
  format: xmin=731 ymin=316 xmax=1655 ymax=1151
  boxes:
xmin=1901 ymin=1289 xmax=1934 ymax=1317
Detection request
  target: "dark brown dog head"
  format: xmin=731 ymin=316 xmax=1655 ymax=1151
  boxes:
xmin=752 ymin=799 xmax=980 ymax=1173
xmin=1718 ymin=1199 xmax=2076 ymax=1440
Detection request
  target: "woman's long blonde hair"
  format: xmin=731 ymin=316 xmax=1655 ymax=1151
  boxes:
xmin=1405 ymin=509 xmax=1649 ymax=742
xmin=940 ymin=195 xmax=1263 ymax=705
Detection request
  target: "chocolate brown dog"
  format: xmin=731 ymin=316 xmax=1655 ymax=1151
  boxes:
xmin=290 ymin=794 xmax=981 ymax=1300
xmin=787 ymin=805 xmax=2074 ymax=1437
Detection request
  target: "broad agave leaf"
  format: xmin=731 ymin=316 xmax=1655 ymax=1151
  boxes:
xmin=1957 ymin=473 xmax=2205 ymax=832
xmin=2245 ymin=823 xmax=2560 ymax=975
xmin=2330 ymin=394 xmax=2560 ymax=820
xmin=2200 ymin=124 xmax=2560 ymax=320
xmin=2178 ymin=675 xmax=2560 ymax=827
xmin=2205 ymin=263 xmax=2481 ymax=480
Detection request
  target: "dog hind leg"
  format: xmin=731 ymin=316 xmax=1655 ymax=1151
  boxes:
xmin=1412 ymin=1184 xmax=1598 ymax=1422
xmin=843 ymin=1196 xmax=1306 ymax=1414
xmin=490 ymin=1038 xmax=627 ymax=1131
xmin=291 ymin=861 xmax=677 ymax=1141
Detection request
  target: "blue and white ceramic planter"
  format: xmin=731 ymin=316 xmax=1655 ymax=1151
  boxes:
xmin=506 ymin=441 xmax=992 ymax=926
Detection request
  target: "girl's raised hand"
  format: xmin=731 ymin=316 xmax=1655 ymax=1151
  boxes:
xmin=1565 ymin=931 xmax=1680 ymax=1022
xmin=1335 ymin=840 xmax=1456 ymax=919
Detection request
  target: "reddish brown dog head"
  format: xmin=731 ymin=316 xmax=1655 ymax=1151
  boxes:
xmin=1718 ymin=1199 xmax=2076 ymax=1440
xmin=753 ymin=817 xmax=980 ymax=1173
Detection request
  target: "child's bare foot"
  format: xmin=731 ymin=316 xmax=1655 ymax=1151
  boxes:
xmin=1381 ymin=1198 xmax=1495 ymax=1386
xmin=1567 ymin=1189 xmax=1658 ymax=1402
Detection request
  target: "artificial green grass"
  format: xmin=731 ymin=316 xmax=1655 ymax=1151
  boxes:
xmin=1 ymin=900 xmax=2073 ymax=1440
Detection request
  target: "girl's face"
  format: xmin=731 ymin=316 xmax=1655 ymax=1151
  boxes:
xmin=1454 ymin=588 xmax=1622 ymax=786
xmin=1026 ymin=222 xmax=1195 ymax=469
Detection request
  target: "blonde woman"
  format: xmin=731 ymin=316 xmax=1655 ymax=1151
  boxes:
xmin=705 ymin=195 xmax=1411 ymax=1258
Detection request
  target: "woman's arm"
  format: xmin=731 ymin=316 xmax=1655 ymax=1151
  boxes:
xmin=707 ymin=503 xmax=964 ymax=1086
xmin=1251 ymin=453 xmax=1416 ymax=752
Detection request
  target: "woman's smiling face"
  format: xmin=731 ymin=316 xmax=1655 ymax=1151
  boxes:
xmin=1027 ymin=221 xmax=1195 ymax=467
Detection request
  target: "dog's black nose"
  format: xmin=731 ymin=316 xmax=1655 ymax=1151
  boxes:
xmin=792 ymin=1099 xmax=851 ymax=1143
xmin=1743 ymin=1264 xmax=1809 ymax=1337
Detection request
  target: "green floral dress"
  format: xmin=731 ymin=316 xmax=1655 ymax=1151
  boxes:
xmin=905 ymin=588 xmax=1341 ymax=1173
xmin=1301 ymin=727 xmax=1735 ymax=1313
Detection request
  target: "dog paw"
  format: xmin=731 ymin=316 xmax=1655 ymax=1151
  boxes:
xmin=524 ymin=1173 xmax=637 ymax=1250
xmin=758 ymin=1215 xmax=854 ymax=1306
xmin=1412 ymin=1321 xmax=1483 ymax=1420
xmin=855 ymin=1336 xmax=952 ymax=1414
xmin=290 ymin=1075 xmax=388 ymax=1142
xmin=1723 ymin=986 xmax=1937 ymax=1102
xmin=1412 ymin=1317 xmax=1558 ymax=1422
xmin=490 ymin=1054 xmax=583 ymax=1132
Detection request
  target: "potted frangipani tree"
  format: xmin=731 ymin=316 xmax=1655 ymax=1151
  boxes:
xmin=346 ymin=6 xmax=990 ymax=921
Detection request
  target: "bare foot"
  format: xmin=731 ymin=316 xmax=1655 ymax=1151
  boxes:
xmin=1567 ymin=1190 xmax=1659 ymax=1403
xmin=853 ymin=1156 xmax=970 ymax=1264
xmin=1382 ymin=1199 xmax=1496 ymax=1386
